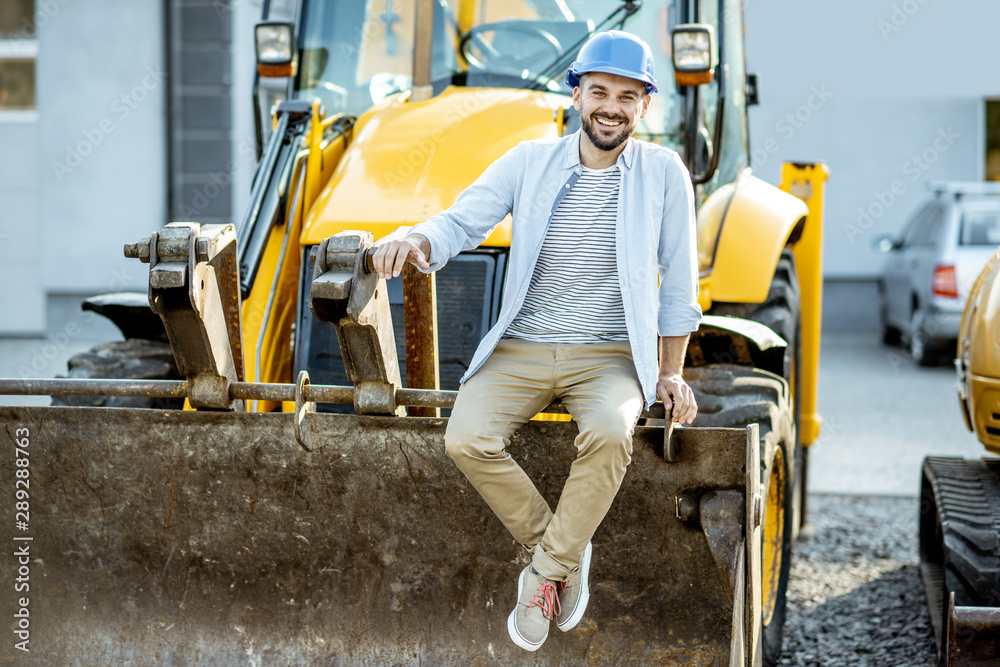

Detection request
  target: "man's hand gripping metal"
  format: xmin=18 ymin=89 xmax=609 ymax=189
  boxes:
xmin=657 ymin=372 xmax=697 ymax=425
xmin=372 ymin=234 xmax=431 ymax=280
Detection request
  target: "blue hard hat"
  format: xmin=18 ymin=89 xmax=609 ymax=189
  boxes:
xmin=565 ymin=30 xmax=657 ymax=93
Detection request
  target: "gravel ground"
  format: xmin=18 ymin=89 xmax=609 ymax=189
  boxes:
xmin=781 ymin=494 xmax=938 ymax=667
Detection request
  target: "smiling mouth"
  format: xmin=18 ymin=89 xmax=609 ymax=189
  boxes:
xmin=594 ymin=116 xmax=625 ymax=129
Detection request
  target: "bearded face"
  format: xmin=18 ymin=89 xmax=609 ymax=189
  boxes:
xmin=574 ymin=72 xmax=650 ymax=154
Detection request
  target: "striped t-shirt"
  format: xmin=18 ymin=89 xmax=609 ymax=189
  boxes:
xmin=505 ymin=164 xmax=628 ymax=343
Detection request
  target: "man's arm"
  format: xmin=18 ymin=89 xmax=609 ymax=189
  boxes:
xmin=657 ymin=334 xmax=697 ymax=424
xmin=655 ymin=151 xmax=700 ymax=424
xmin=372 ymin=144 xmax=523 ymax=279
xmin=656 ymin=152 xmax=702 ymax=336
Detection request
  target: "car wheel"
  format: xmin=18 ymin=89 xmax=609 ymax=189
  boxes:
xmin=878 ymin=285 xmax=901 ymax=346
xmin=910 ymin=307 xmax=934 ymax=366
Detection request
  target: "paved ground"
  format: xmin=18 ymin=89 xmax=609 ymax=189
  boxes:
xmin=781 ymin=494 xmax=937 ymax=667
xmin=782 ymin=332 xmax=984 ymax=665
xmin=809 ymin=331 xmax=986 ymax=497
xmin=0 ymin=297 xmax=122 ymax=406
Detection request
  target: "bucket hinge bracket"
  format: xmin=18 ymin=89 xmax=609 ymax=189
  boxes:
xmin=125 ymin=222 xmax=244 ymax=410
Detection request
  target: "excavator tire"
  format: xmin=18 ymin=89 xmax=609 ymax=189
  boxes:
xmin=687 ymin=363 xmax=796 ymax=667
xmin=708 ymin=249 xmax=808 ymax=541
xmin=50 ymin=339 xmax=183 ymax=409
xmin=707 ymin=249 xmax=799 ymax=380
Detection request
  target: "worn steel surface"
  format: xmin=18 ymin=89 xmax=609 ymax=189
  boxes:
xmin=947 ymin=593 xmax=1000 ymax=666
xmin=402 ymin=264 xmax=440 ymax=418
xmin=0 ymin=406 xmax=752 ymax=665
xmin=410 ymin=0 xmax=435 ymax=102
xmin=310 ymin=233 xmax=405 ymax=416
xmin=0 ymin=378 xmax=190 ymax=400
xmin=126 ymin=222 xmax=245 ymax=410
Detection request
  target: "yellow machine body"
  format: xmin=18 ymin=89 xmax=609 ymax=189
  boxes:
xmin=301 ymin=87 xmax=567 ymax=246
xmin=957 ymin=247 xmax=1000 ymax=455
xmin=781 ymin=164 xmax=829 ymax=446
xmin=706 ymin=174 xmax=807 ymax=303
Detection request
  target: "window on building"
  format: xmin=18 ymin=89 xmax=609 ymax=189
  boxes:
xmin=0 ymin=0 xmax=35 ymax=111
xmin=0 ymin=0 xmax=34 ymax=38
xmin=987 ymin=100 xmax=1000 ymax=181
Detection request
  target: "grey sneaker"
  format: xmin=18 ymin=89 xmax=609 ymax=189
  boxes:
xmin=555 ymin=541 xmax=592 ymax=632
xmin=507 ymin=565 xmax=560 ymax=651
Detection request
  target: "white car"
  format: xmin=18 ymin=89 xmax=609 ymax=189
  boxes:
xmin=875 ymin=182 xmax=1000 ymax=365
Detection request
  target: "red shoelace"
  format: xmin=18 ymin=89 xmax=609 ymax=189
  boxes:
xmin=527 ymin=580 xmax=561 ymax=620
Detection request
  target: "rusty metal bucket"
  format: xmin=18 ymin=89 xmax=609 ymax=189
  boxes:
xmin=1 ymin=405 xmax=760 ymax=665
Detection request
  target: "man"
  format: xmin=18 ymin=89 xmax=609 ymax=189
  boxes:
xmin=372 ymin=30 xmax=701 ymax=651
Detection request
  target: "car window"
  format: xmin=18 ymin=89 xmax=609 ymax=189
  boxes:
xmin=901 ymin=206 xmax=933 ymax=248
xmin=921 ymin=205 xmax=945 ymax=248
xmin=959 ymin=210 xmax=1000 ymax=246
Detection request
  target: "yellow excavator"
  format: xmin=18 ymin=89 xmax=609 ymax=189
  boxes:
xmin=0 ymin=0 xmax=827 ymax=664
xmin=920 ymin=247 xmax=1000 ymax=666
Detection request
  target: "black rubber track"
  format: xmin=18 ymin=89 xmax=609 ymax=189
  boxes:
xmin=51 ymin=339 xmax=184 ymax=409
xmin=919 ymin=456 xmax=1000 ymax=655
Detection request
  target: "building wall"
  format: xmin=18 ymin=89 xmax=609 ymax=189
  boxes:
xmin=745 ymin=0 xmax=999 ymax=329
xmin=21 ymin=0 xmax=242 ymax=338
xmin=0 ymin=114 xmax=43 ymax=334
xmin=36 ymin=0 xmax=166 ymax=297
xmin=230 ymin=0 xmax=263 ymax=220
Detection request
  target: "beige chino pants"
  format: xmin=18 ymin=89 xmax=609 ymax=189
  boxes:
xmin=444 ymin=338 xmax=645 ymax=581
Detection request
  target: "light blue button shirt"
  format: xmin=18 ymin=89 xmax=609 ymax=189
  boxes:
xmin=407 ymin=130 xmax=702 ymax=408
